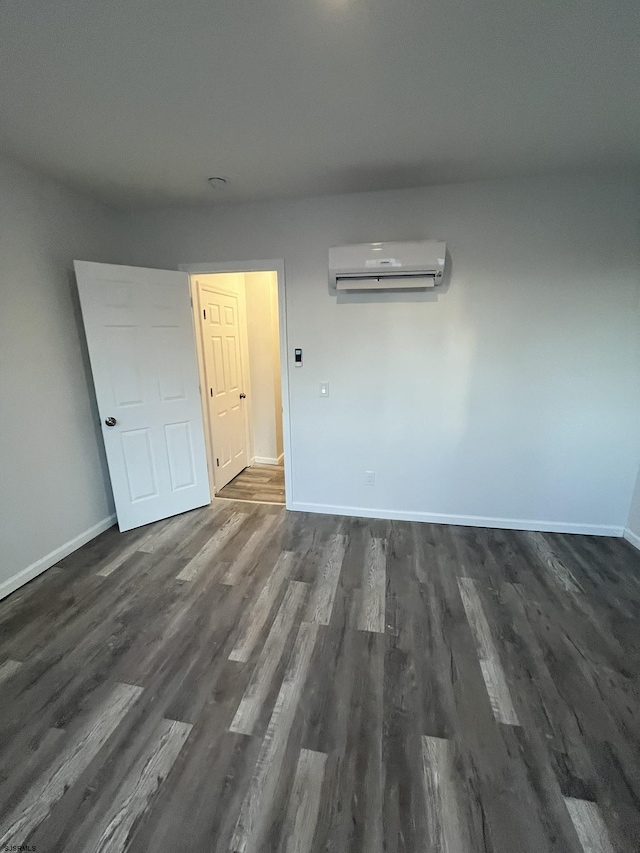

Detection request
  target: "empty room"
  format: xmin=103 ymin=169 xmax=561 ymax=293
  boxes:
xmin=1 ymin=0 xmax=639 ymax=850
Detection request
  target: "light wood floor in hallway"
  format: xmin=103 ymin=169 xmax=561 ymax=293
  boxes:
xmin=1 ymin=502 xmax=639 ymax=852
xmin=216 ymin=463 xmax=285 ymax=503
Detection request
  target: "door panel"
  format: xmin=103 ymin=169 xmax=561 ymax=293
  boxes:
xmin=198 ymin=282 xmax=249 ymax=489
xmin=155 ymin=327 xmax=188 ymax=401
xmin=164 ymin=422 xmax=197 ymax=490
xmin=121 ymin=428 xmax=158 ymax=501
xmin=74 ymin=261 xmax=211 ymax=531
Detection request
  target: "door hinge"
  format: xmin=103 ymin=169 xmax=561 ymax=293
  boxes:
xmin=210 ymin=388 xmax=213 ymax=397
xmin=203 ymin=308 xmax=206 ymax=319
xmin=190 ymin=296 xmax=193 ymax=308
xmin=216 ymin=458 xmax=219 ymax=467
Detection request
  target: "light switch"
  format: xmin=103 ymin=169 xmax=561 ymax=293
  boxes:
xmin=319 ymin=382 xmax=329 ymax=397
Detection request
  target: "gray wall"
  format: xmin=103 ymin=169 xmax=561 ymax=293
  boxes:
xmin=123 ymin=173 xmax=640 ymax=533
xmin=0 ymin=155 xmax=122 ymax=596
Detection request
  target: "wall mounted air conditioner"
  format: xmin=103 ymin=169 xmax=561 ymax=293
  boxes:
xmin=329 ymin=240 xmax=446 ymax=290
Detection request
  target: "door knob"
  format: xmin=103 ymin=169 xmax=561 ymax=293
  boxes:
xmin=239 ymin=393 xmax=246 ymax=399
xmin=104 ymin=417 xmax=117 ymax=427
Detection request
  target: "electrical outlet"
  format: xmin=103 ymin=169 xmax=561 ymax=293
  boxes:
xmin=319 ymin=382 xmax=329 ymax=397
xmin=365 ymin=471 xmax=376 ymax=486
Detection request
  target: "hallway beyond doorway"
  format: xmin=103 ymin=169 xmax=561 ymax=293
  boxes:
xmin=216 ymin=464 xmax=285 ymax=504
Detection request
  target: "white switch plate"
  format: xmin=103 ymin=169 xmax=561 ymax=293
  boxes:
xmin=365 ymin=471 xmax=376 ymax=486
xmin=319 ymin=382 xmax=329 ymax=397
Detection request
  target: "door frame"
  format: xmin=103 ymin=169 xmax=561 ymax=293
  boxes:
xmin=181 ymin=260 xmax=293 ymax=508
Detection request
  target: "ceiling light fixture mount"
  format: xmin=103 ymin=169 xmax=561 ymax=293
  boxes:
xmin=207 ymin=176 xmax=228 ymax=189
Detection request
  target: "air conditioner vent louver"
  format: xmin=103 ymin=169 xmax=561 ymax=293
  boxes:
xmin=329 ymin=240 xmax=446 ymax=291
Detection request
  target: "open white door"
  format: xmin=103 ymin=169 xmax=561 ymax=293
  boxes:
xmin=74 ymin=261 xmax=211 ymax=531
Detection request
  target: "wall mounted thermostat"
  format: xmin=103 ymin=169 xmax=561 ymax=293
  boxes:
xmin=294 ymin=348 xmax=303 ymax=367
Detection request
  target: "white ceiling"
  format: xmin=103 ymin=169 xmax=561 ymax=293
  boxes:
xmin=1 ymin=0 xmax=638 ymax=207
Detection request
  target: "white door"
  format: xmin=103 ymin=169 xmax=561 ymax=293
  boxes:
xmin=197 ymin=279 xmax=249 ymax=489
xmin=74 ymin=262 xmax=211 ymax=531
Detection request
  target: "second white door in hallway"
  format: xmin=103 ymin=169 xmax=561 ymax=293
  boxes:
xmin=198 ymin=279 xmax=249 ymax=489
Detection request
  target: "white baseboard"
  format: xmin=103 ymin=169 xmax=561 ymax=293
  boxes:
xmin=289 ymin=502 xmax=623 ymax=537
xmin=252 ymin=456 xmax=283 ymax=466
xmin=0 ymin=514 xmax=117 ymax=602
xmin=624 ymin=527 xmax=640 ymax=551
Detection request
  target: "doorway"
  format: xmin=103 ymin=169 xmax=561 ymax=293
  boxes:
xmin=189 ymin=268 xmax=286 ymax=505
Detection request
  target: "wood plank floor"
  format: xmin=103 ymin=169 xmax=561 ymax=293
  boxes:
xmin=217 ymin=464 xmax=285 ymax=504
xmin=1 ymin=503 xmax=639 ymax=852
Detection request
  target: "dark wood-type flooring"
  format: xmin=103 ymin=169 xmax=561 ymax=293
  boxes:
xmin=217 ymin=463 xmax=285 ymax=504
xmin=1 ymin=502 xmax=639 ymax=852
